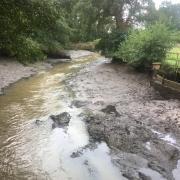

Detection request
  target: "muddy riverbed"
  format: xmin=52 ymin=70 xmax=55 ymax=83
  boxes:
xmin=0 ymin=51 xmax=180 ymax=180
xmin=67 ymin=57 xmax=180 ymax=180
xmin=0 ymin=52 xmax=125 ymax=180
xmin=0 ymin=50 xmax=93 ymax=95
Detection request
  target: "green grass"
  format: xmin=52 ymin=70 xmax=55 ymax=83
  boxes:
xmin=165 ymin=45 xmax=180 ymax=67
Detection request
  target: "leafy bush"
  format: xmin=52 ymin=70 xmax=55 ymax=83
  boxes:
xmin=0 ymin=0 xmax=70 ymax=63
xmin=13 ymin=37 xmax=46 ymax=63
xmin=115 ymin=23 xmax=173 ymax=70
xmin=171 ymin=31 xmax=180 ymax=43
xmin=96 ymin=30 xmax=127 ymax=57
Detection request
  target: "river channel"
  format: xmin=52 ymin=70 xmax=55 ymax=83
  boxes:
xmin=0 ymin=54 xmax=126 ymax=180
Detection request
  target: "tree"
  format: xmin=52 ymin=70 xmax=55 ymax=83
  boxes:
xmin=70 ymin=0 xmax=156 ymax=42
xmin=158 ymin=1 xmax=180 ymax=31
xmin=96 ymin=29 xmax=127 ymax=56
xmin=0 ymin=0 xmax=70 ymax=62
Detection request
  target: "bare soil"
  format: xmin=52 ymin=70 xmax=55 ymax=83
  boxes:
xmin=68 ymin=57 xmax=180 ymax=180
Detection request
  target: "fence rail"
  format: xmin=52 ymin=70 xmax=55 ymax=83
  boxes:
xmin=152 ymin=74 xmax=180 ymax=99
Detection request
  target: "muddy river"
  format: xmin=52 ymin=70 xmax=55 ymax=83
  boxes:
xmin=1 ymin=52 xmax=180 ymax=180
xmin=0 ymin=54 xmax=126 ymax=180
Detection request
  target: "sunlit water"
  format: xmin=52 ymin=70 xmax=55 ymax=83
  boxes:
xmin=0 ymin=55 xmax=125 ymax=180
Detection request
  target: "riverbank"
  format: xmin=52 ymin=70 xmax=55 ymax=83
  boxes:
xmin=68 ymin=58 xmax=180 ymax=180
xmin=1 ymin=51 xmax=180 ymax=179
xmin=0 ymin=50 xmax=93 ymax=95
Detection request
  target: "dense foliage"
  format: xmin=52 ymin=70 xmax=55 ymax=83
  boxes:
xmin=115 ymin=23 xmax=173 ymax=70
xmin=96 ymin=30 xmax=127 ymax=56
xmin=70 ymin=0 xmax=155 ymax=41
xmin=0 ymin=0 xmax=179 ymax=64
xmin=0 ymin=0 xmax=70 ymax=62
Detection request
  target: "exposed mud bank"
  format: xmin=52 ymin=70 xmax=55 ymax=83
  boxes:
xmin=0 ymin=58 xmax=36 ymax=95
xmin=67 ymin=58 xmax=180 ymax=180
xmin=0 ymin=50 xmax=93 ymax=95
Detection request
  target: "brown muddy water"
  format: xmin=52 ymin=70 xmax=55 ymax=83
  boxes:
xmin=0 ymin=55 xmax=126 ymax=180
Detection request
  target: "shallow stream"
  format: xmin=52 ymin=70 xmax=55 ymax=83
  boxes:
xmin=0 ymin=54 xmax=125 ymax=180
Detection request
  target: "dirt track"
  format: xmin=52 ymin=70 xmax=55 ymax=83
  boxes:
xmin=68 ymin=57 xmax=180 ymax=180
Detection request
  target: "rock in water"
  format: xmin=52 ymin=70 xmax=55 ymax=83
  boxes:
xmin=71 ymin=100 xmax=89 ymax=108
xmin=35 ymin=119 xmax=43 ymax=125
xmin=101 ymin=105 xmax=120 ymax=117
xmin=50 ymin=112 xmax=71 ymax=129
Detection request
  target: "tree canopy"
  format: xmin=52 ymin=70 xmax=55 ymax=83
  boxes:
xmin=0 ymin=0 xmax=179 ymax=62
xmin=158 ymin=1 xmax=180 ymax=30
xmin=0 ymin=0 xmax=70 ymax=61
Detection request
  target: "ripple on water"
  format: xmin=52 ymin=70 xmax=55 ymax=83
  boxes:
xmin=0 ymin=54 xmax=126 ymax=180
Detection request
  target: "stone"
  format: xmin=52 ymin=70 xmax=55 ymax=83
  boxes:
xmin=101 ymin=105 xmax=120 ymax=117
xmin=50 ymin=112 xmax=71 ymax=129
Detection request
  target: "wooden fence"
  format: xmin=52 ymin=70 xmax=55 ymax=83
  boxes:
xmin=165 ymin=52 xmax=180 ymax=68
xmin=152 ymin=74 xmax=180 ymax=99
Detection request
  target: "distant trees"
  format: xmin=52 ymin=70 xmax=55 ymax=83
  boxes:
xmin=0 ymin=0 xmax=179 ymax=63
xmin=95 ymin=0 xmax=180 ymax=71
xmin=96 ymin=30 xmax=127 ymax=56
xmin=158 ymin=1 xmax=180 ymax=31
xmin=70 ymin=0 xmax=157 ymax=56
xmin=70 ymin=0 xmax=156 ymax=41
